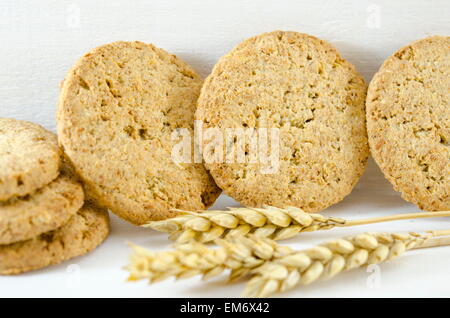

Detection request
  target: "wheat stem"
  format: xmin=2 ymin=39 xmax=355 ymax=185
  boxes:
xmin=144 ymin=206 xmax=450 ymax=243
xmin=413 ymin=230 xmax=450 ymax=249
xmin=344 ymin=211 xmax=450 ymax=226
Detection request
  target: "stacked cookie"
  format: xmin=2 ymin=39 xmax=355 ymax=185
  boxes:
xmin=0 ymin=118 xmax=110 ymax=275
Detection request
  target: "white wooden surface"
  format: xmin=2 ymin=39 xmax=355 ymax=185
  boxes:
xmin=0 ymin=0 xmax=449 ymax=297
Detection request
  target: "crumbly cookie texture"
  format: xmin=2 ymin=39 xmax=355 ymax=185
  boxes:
xmin=57 ymin=41 xmax=221 ymax=225
xmin=0 ymin=118 xmax=61 ymax=201
xmin=367 ymin=36 xmax=450 ymax=211
xmin=196 ymin=31 xmax=368 ymax=212
xmin=0 ymin=169 xmax=84 ymax=245
xmin=0 ymin=203 xmax=109 ymax=275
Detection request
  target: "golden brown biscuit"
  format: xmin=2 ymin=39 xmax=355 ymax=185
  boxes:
xmin=57 ymin=41 xmax=221 ymax=225
xmin=196 ymin=31 xmax=368 ymax=212
xmin=0 ymin=118 xmax=61 ymax=201
xmin=0 ymin=170 xmax=84 ymax=245
xmin=367 ymin=36 xmax=449 ymax=211
xmin=0 ymin=203 xmax=109 ymax=275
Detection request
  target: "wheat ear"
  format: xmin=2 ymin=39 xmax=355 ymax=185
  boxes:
xmin=126 ymin=234 xmax=292 ymax=283
xmin=144 ymin=206 xmax=450 ymax=243
xmin=126 ymin=229 xmax=450 ymax=288
xmin=243 ymin=229 xmax=450 ymax=297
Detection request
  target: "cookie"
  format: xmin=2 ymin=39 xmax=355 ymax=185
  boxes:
xmin=57 ymin=41 xmax=221 ymax=224
xmin=0 ymin=170 xmax=84 ymax=245
xmin=0 ymin=203 xmax=109 ymax=275
xmin=0 ymin=118 xmax=61 ymax=201
xmin=366 ymin=36 xmax=450 ymax=211
xmin=196 ymin=31 xmax=368 ymax=212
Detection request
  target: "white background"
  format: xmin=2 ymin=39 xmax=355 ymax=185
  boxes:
xmin=0 ymin=0 xmax=449 ymax=298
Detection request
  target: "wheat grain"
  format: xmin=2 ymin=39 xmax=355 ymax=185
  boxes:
xmin=145 ymin=206 xmax=450 ymax=244
xmin=144 ymin=206 xmax=346 ymax=243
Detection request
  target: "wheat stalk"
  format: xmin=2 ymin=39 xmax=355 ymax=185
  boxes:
xmin=145 ymin=206 xmax=346 ymax=243
xmin=144 ymin=206 xmax=450 ymax=243
xmin=126 ymin=229 xmax=450 ymax=292
xmin=243 ymin=229 xmax=450 ymax=297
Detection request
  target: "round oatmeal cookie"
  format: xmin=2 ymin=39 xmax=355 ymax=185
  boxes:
xmin=0 ymin=169 xmax=84 ymax=245
xmin=57 ymin=41 xmax=220 ymax=224
xmin=0 ymin=118 xmax=61 ymax=201
xmin=366 ymin=36 xmax=450 ymax=211
xmin=196 ymin=31 xmax=368 ymax=212
xmin=0 ymin=203 xmax=109 ymax=275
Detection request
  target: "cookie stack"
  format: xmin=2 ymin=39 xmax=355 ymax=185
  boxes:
xmin=0 ymin=118 xmax=110 ymax=275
